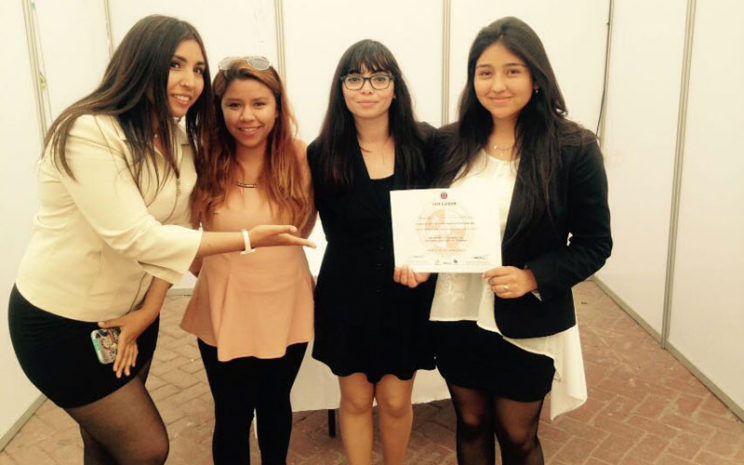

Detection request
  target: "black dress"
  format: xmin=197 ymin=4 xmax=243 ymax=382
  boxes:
xmin=307 ymin=127 xmax=437 ymax=383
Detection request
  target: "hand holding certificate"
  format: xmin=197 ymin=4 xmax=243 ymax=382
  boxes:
xmin=390 ymin=188 xmax=502 ymax=273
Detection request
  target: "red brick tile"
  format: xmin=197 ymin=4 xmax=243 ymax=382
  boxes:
xmin=554 ymin=437 xmax=599 ymax=463
xmin=4 ymin=416 xmax=56 ymax=453
xmin=617 ymin=455 xmax=654 ymax=465
xmin=554 ymin=416 xmax=607 ymax=442
xmin=592 ymin=415 xmax=645 ymax=441
xmin=734 ymin=444 xmax=744 ymax=463
xmin=568 ymin=396 xmax=606 ymax=423
xmin=5 ymin=446 xmax=56 ymax=465
xmin=591 ymin=434 xmax=634 ymax=463
xmin=585 ymin=458 xmax=615 ymax=465
xmin=158 ymin=368 xmax=200 ymax=389
xmin=601 ymin=395 xmax=640 ymax=420
xmin=0 ymin=454 xmax=19 ymax=465
xmin=700 ymin=395 xmax=731 ymax=415
xmin=3 ymin=283 xmax=741 ymax=465
xmin=668 ymin=432 xmax=706 ymax=459
xmin=703 ymin=430 xmax=742 ymax=457
xmin=34 ymin=403 xmax=76 ymax=432
xmin=661 ymin=412 xmax=715 ymax=437
xmin=633 ymin=394 xmax=670 ymax=419
xmin=540 ymin=422 xmax=572 ymax=443
xmin=36 ymin=427 xmax=82 ymax=455
xmin=417 ymin=421 xmax=454 ymax=445
xmin=693 ymin=450 xmax=741 ymax=465
xmin=662 ymin=377 xmax=711 ymax=398
xmin=152 ymin=346 xmax=180 ymax=362
xmin=626 ymin=415 xmax=679 ymax=438
xmin=657 ymin=454 xmax=697 ymax=465
xmin=149 ymin=382 xmax=181 ymax=402
xmin=625 ymin=434 xmax=669 ymax=463
xmin=674 ymin=394 xmax=705 ymax=416
xmin=695 ymin=411 xmax=744 ymax=432
xmin=149 ymin=356 xmax=190 ymax=376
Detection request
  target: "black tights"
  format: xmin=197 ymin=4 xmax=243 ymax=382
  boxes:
xmin=65 ymin=360 xmax=168 ymax=465
xmin=448 ymin=383 xmax=545 ymax=465
xmin=198 ymin=340 xmax=307 ymax=465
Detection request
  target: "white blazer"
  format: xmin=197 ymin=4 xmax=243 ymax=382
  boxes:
xmin=16 ymin=114 xmax=202 ymax=322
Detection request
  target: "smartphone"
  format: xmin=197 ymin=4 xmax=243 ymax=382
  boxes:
xmin=90 ymin=328 xmax=120 ymax=364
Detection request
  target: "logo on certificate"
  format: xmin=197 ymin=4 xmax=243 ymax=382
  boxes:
xmin=416 ymin=196 xmax=474 ymax=256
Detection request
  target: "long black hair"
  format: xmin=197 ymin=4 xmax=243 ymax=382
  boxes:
xmin=45 ymin=15 xmax=215 ymax=191
xmin=436 ymin=16 xmax=593 ymax=227
xmin=315 ymin=39 xmax=426 ymax=192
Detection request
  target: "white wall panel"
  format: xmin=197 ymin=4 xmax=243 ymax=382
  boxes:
xmin=282 ymin=0 xmax=443 ymax=141
xmin=282 ymin=0 xmax=444 ymax=273
xmin=448 ymin=0 xmax=609 ymax=128
xmin=595 ymin=0 xmax=687 ymax=334
xmin=0 ymin=0 xmax=44 ymax=443
xmin=668 ymin=0 xmax=744 ymax=410
xmin=33 ymin=0 xmax=110 ymax=119
xmin=108 ymin=0 xmax=278 ymax=82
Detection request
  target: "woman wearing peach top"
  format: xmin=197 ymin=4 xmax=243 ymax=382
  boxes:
xmin=181 ymin=56 xmax=315 ymax=465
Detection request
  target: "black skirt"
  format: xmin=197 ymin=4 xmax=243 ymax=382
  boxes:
xmin=312 ymin=310 xmax=434 ymax=384
xmin=8 ymin=285 xmax=159 ymax=408
xmin=432 ymin=320 xmax=555 ymax=402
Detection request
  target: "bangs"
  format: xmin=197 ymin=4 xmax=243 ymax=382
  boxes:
xmin=343 ymin=41 xmax=395 ymax=75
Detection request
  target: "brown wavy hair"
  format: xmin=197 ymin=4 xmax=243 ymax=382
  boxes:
xmin=45 ymin=15 xmax=214 ymax=191
xmin=191 ymin=61 xmax=312 ymax=231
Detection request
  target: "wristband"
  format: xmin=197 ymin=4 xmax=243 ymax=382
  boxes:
xmin=240 ymin=229 xmax=256 ymax=255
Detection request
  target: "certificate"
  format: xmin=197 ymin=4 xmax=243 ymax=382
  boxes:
xmin=390 ymin=188 xmax=501 ymax=273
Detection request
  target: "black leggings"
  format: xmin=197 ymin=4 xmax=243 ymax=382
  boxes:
xmin=198 ymin=340 xmax=307 ymax=465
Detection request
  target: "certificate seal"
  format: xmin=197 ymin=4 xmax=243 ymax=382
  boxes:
xmin=416 ymin=192 xmax=474 ymax=257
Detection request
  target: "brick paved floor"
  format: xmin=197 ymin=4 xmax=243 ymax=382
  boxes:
xmin=2 ymin=281 xmax=743 ymax=464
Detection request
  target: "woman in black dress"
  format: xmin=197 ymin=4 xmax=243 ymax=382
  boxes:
xmin=307 ymin=39 xmax=435 ymax=465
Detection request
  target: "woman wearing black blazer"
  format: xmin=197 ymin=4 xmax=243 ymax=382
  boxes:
xmin=307 ymin=40 xmax=435 ymax=465
xmin=429 ymin=18 xmax=612 ymax=465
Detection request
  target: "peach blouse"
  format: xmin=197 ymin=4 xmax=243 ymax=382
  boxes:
xmin=181 ymin=187 xmax=314 ymax=361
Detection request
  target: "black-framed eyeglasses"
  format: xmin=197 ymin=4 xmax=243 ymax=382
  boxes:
xmin=340 ymin=73 xmax=394 ymax=90
xmin=218 ymin=56 xmax=271 ymax=72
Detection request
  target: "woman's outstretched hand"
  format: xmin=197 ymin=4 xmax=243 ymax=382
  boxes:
xmin=249 ymin=225 xmax=317 ymax=249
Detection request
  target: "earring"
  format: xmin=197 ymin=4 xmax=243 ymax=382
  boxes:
xmin=534 ymin=87 xmax=540 ymax=94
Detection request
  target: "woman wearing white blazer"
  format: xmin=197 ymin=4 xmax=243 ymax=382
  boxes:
xmin=8 ymin=15 xmax=311 ymax=465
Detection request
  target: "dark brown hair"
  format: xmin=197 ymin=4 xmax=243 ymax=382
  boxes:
xmin=45 ymin=15 xmax=214 ymax=192
xmin=437 ymin=17 xmax=593 ymax=230
xmin=315 ymin=39 xmax=427 ymax=192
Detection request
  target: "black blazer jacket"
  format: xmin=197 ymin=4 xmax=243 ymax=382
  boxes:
xmin=307 ymin=124 xmax=438 ymax=329
xmin=435 ymin=124 xmax=612 ymax=338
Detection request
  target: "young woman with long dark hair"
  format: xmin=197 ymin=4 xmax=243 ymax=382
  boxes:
xmin=8 ymin=16 xmax=311 ymax=465
xmin=307 ymin=39 xmax=436 ymax=465
xmin=430 ymin=17 xmax=612 ymax=465
xmin=182 ymin=56 xmax=315 ymax=465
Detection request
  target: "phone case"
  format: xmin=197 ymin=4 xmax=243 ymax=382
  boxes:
xmin=90 ymin=328 xmax=120 ymax=364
